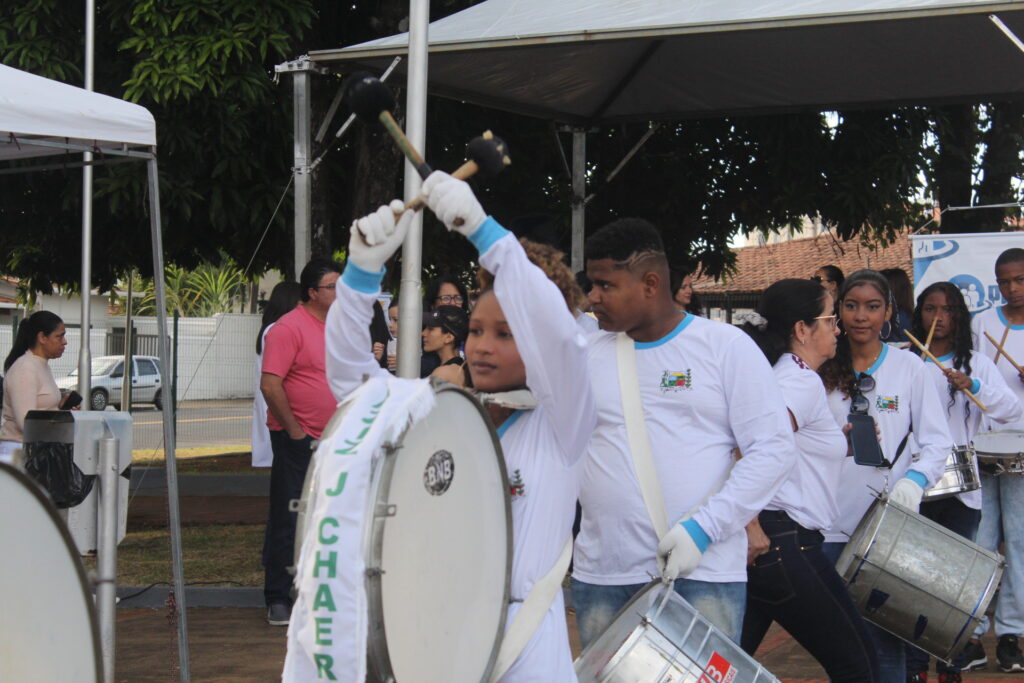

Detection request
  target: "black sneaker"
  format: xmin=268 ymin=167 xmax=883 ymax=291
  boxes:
xmin=907 ymin=671 xmax=928 ymax=683
xmin=267 ymin=602 xmax=291 ymax=626
xmin=960 ymin=639 xmax=987 ymax=671
xmin=997 ymin=634 xmax=1024 ymax=672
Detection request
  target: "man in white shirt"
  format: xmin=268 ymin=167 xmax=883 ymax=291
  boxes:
xmin=571 ymin=218 xmax=796 ymax=647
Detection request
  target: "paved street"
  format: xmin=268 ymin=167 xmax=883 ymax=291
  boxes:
xmin=120 ymin=399 xmax=253 ymax=456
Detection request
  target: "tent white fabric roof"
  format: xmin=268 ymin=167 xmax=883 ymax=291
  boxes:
xmin=310 ymin=0 xmax=1024 ymax=123
xmin=0 ymin=64 xmax=156 ymax=162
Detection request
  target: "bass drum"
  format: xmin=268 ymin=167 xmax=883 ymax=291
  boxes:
xmin=296 ymin=382 xmax=512 ymax=683
xmin=0 ymin=461 xmax=102 ymax=681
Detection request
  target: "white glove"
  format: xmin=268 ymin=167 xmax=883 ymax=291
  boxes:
xmin=889 ymin=477 xmax=925 ymax=512
xmin=656 ymin=521 xmax=704 ymax=582
xmin=420 ymin=170 xmax=486 ymax=237
xmin=348 ymin=200 xmax=413 ymax=273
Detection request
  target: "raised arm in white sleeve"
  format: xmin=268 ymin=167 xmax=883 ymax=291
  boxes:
xmin=973 ymin=353 xmax=1024 ymax=426
xmin=325 ymin=265 xmax=392 ymax=401
xmin=907 ymin=360 xmax=955 ymax=487
xmin=472 ymin=218 xmax=596 ymax=463
xmin=690 ymin=333 xmax=796 ymax=542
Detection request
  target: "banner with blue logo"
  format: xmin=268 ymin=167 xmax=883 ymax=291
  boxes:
xmin=911 ymin=232 xmax=1024 ymax=317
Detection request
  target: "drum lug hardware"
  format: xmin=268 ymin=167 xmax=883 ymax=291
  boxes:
xmin=376 ymin=503 xmax=397 ymax=517
xmin=288 ymin=498 xmax=301 ymax=512
xmin=365 ymin=566 xmax=386 ymax=577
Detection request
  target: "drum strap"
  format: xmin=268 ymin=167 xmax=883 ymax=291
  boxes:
xmin=616 ymin=332 xmax=670 ymax=539
xmin=489 ymin=536 xmax=573 ymax=682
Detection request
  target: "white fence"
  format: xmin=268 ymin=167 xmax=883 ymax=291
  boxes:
xmin=1 ymin=315 xmax=262 ymax=402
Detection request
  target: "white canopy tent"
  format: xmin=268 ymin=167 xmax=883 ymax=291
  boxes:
xmin=0 ymin=63 xmax=191 ymax=681
xmin=298 ymin=0 xmax=1024 ymax=270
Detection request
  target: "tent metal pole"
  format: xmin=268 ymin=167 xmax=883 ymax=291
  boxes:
xmin=147 ymin=158 xmax=191 ymax=682
xmin=293 ymin=70 xmax=313 ymax=279
xmin=571 ymin=129 xmax=586 ymax=273
xmin=79 ymin=0 xmax=95 ymax=403
xmin=397 ymin=0 xmax=429 ymax=379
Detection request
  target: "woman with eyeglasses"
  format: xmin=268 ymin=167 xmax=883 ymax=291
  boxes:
xmin=420 ymin=275 xmax=471 ymax=377
xmin=811 ymin=264 xmax=844 ymax=300
xmin=904 ymin=282 xmax=1022 ymax=681
xmin=818 ymin=269 xmax=953 ymax=683
xmin=737 ymin=279 xmax=879 ymax=682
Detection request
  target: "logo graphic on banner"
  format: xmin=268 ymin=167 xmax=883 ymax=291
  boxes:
xmin=950 ymin=273 xmax=993 ymax=315
xmin=913 ymin=239 xmax=960 ymax=282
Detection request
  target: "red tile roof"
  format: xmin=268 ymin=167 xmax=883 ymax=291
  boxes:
xmin=694 ymin=232 xmax=912 ymax=294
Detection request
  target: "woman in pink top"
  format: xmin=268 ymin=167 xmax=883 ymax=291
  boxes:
xmin=1 ymin=311 xmax=70 ymax=461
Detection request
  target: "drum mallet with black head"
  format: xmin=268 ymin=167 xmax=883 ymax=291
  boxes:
xmin=344 ymin=71 xmax=433 ymax=179
xmin=403 ymin=131 xmax=511 ymax=214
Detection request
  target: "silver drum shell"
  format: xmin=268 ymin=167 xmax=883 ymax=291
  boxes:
xmin=836 ymin=496 xmax=1004 ymax=663
xmin=574 ymin=581 xmax=779 ymax=682
xmin=922 ymin=446 xmax=980 ymax=500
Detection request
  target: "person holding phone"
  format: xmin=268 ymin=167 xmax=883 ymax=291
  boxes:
xmin=905 ymin=282 xmax=1022 ymax=681
xmin=0 ymin=311 xmax=73 ymax=462
xmin=737 ymin=279 xmax=879 ymax=682
xmin=817 ymin=269 xmax=952 ymax=682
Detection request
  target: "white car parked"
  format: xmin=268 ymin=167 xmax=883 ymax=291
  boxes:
xmin=56 ymin=355 xmax=164 ymax=411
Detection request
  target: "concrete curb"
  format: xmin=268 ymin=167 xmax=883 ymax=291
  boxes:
xmin=130 ymin=469 xmax=269 ymax=496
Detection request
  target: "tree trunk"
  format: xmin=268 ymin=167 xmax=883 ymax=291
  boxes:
xmin=932 ymin=104 xmax=979 ymax=233
xmin=975 ymin=100 xmax=1024 ymax=231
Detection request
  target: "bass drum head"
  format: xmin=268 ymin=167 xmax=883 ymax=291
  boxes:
xmin=0 ymin=461 xmax=101 ymax=681
xmin=369 ymin=385 xmax=511 ymax=683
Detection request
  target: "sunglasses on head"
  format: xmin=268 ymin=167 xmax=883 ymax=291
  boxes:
xmin=848 ymin=374 xmax=876 ymax=414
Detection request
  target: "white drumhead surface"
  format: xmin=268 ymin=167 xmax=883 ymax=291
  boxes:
xmin=379 ymin=388 xmax=510 ymax=682
xmin=973 ymin=430 xmax=1024 ymax=456
xmin=0 ymin=463 xmax=101 ymax=681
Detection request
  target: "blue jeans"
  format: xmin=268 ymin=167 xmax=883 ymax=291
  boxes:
xmin=263 ymin=430 xmax=313 ymax=606
xmin=905 ymin=496 xmax=981 ymax=674
xmin=824 ymin=541 xmax=906 ymax=683
xmin=975 ymin=471 xmax=1024 ymax=637
xmin=742 ymin=511 xmax=878 ymax=682
xmin=571 ymin=577 xmax=745 ymax=649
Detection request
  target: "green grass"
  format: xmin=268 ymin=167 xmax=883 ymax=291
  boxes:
xmin=83 ymin=523 xmax=264 ymax=587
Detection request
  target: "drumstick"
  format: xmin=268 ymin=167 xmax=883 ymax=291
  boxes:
xmin=922 ymin=317 xmax=938 ymax=357
xmin=984 ymin=331 xmax=1024 ymax=374
xmin=905 ymin=329 xmax=987 ymax=411
xmin=402 ymin=131 xmax=511 ymax=214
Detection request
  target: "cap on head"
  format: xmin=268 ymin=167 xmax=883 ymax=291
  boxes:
xmin=422 ymin=305 xmax=469 ymax=343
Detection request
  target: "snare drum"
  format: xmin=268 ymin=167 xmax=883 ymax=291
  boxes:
xmin=0 ymin=461 xmax=102 ymax=681
xmin=972 ymin=430 xmax=1024 ymax=475
xmin=296 ymin=382 xmax=512 ymax=683
xmin=836 ymin=495 xmax=1004 ymax=662
xmin=922 ymin=445 xmax=981 ymax=500
xmin=574 ymin=581 xmax=779 ymax=682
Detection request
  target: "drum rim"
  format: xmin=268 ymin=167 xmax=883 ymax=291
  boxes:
xmin=365 ymin=381 xmax=513 ymax=683
xmin=0 ymin=460 xmax=103 ymax=682
xmin=576 ymin=579 xmax=667 ymax=676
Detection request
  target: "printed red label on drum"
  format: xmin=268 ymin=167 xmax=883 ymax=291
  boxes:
xmin=699 ymin=652 xmax=736 ymax=683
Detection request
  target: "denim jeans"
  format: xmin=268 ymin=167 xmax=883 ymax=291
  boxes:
xmin=974 ymin=471 xmax=1024 ymax=638
xmin=571 ymin=576 xmax=746 ymax=649
xmin=905 ymin=496 xmax=981 ymax=674
xmin=823 ymin=541 xmax=906 ymax=683
xmin=263 ymin=430 xmax=313 ymax=606
xmin=742 ymin=511 xmax=878 ymax=682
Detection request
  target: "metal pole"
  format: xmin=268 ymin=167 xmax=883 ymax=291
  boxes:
xmin=293 ymin=71 xmax=312 ymax=279
xmin=397 ymin=0 xmax=430 ymax=379
xmin=147 ymin=158 xmax=191 ymax=680
xmin=120 ymin=274 xmax=133 ymax=413
xmin=97 ymin=435 xmax=119 ymax=683
xmin=570 ymin=129 xmax=586 ymax=273
xmin=79 ymin=0 xmax=96 ymax=402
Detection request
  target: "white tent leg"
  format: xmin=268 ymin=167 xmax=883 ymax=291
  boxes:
xmin=293 ymin=71 xmax=313 ymax=279
xmin=396 ymin=0 xmax=430 ymax=379
xmin=571 ymin=129 xmax=586 ymax=273
xmin=148 ymin=158 xmax=191 ymax=682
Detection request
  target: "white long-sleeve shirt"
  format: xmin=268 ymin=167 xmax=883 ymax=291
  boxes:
xmin=973 ymin=306 xmax=1024 ymax=432
xmin=574 ymin=314 xmax=797 ymax=584
xmin=325 ymin=218 xmax=594 ymax=682
xmin=914 ymin=350 xmax=1021 ymax=509
xmin=824 ymin=344 xmax=953 ymax=542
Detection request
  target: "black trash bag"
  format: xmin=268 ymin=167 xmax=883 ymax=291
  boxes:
xmin=24 ymin=441 xmax=96 ymax=508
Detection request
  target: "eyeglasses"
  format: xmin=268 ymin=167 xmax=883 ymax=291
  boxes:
xmin=436 ymin=294 xmax=464 ymax=305
xmin=315 ymin=284 xmax=337 ymax=291
xmin=810 ymin=276 xmax=833 ymax=284
xmin=848 ymin=374 xmax=876 ymax=414
xmin=814 ymin=314 xmax=839 ymax=330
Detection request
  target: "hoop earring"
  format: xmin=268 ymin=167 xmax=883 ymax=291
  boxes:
xmin=880 ymin=321 xmax=892 ymax=339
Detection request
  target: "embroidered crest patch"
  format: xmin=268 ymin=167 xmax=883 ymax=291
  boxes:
xmin=876 ymin=395 xmax=900 ymax=413
xmin=660 ymin=370 xmax=692 ymax=392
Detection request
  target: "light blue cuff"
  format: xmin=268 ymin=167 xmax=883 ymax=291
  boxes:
xmin=681 ymin=518 xmax=711 ymax=554
xmin=970 ymin=378 xmax=981 ymax=395
xmin=342 ymin=262 xmax=384 ymax=294
xmin=905 ymin=469 xmax=928 ymax=489
xmin=467 ymin=216 xmax=509 ymax=254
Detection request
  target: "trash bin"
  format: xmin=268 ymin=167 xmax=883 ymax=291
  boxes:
xmin=23 ymin=410 xmax=133 ymax=555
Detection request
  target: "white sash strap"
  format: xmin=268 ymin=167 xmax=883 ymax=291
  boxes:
xmin=488 ymin=537 xmax=573 ymax=682
xmin=616 ymin=332 xmax=669 ymax=539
